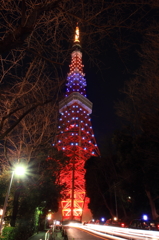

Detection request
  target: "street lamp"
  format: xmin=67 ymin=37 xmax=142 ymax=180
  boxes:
xmin=0 ymin=165 xmax=26 ymax=233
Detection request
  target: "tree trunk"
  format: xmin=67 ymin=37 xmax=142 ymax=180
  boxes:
xmin=145 ymin=189 xmax=159 ymax=220
xmin=98 ymin=188 xmax=115 ymax=218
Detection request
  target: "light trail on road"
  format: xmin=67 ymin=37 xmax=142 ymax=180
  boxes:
xmin=66 ymin=223 xmax=159 ymax=240
xmin=72 ymin=226 xmax=125 ymax=240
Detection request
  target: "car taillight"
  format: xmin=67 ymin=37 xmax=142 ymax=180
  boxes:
xmin=157 ymin=224 xmax=159 ymax=230
xmin=121 ymin=223 xmax=125 ymax=227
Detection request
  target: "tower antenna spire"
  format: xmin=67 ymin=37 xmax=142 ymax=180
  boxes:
xmin=74 ymin=23 xmax=80 ymax=43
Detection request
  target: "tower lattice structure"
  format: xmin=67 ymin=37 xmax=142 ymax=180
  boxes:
xmin=55 ymin=26 xmax=100 ymax=222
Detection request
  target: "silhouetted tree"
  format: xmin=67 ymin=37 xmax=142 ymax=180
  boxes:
xmin=115 ymin=25 xmax=159 ymax=219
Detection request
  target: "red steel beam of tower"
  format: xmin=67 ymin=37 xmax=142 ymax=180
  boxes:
xmin=55 ymin=26 xmax=100 ymax=222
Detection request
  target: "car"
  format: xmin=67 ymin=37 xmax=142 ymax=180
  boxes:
xmin=129 ymin=219 xmax=159 ymax=230
xmin=82 ymin=221 xmax=88 ymax=225
xmin=104 ymin=219 xmax=126 ymax=227
xmin=87 ymin=220 xmax=95 ymax=224
xmin=95 ymin=219 xmax=100 ymax=224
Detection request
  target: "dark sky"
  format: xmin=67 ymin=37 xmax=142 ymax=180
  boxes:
xmin=83 ymin=43 xmax=140 ymax=153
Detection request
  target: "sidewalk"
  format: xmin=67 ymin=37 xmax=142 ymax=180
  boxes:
xmin=28 ymin=231 xmax=49 ymax=240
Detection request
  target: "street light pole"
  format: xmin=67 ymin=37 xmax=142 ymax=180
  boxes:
xmin=0 ymin=165 xmax=26 ymax=234
xmin=0 ymin=171 xmax=14 ymax=233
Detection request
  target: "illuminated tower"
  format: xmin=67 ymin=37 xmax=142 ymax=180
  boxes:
xmin=55 ymin=26 xmax=100 ymax=222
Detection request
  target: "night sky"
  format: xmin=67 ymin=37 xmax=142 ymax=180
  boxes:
xmin=82 ymin=42 xmax=140 ymax=153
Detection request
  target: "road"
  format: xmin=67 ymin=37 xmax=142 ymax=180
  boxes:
xmin=27 ymin=225 xmax=159 ymax=240
xmin=65 ymin=226 xmax=108 ymax=240
xmin=27 ymin=228 xmax=108 ymax=240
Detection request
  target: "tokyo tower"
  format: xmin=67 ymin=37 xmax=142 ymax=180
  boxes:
xmin=55 ymin=26 xmax=100 ymax=222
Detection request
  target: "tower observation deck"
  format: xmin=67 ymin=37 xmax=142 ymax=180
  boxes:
xmin=55 ymin=26 xmax=100 ymax=222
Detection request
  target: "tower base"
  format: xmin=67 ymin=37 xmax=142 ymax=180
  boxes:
xmin=52 ymin=198 xmax=92 ymax=224
xmin=82 ymin=197 xmax=92 ymax=222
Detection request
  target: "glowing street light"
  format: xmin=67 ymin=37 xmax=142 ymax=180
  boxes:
xmin=142 ymin=214 xmax=148 ymax=221
xmin=15 ymin=166 xmax=26 ymax=176
xmin=47 ymin=213 xmax=52 ymax=220
xmin=0 ymin=210 xmax=3 ymax=216
xmin=0 ymin=165 xmax=26 ymax=232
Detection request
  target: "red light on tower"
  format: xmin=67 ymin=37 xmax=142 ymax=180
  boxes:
xmin=55 ymin=25 xmax=100 ymax=222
